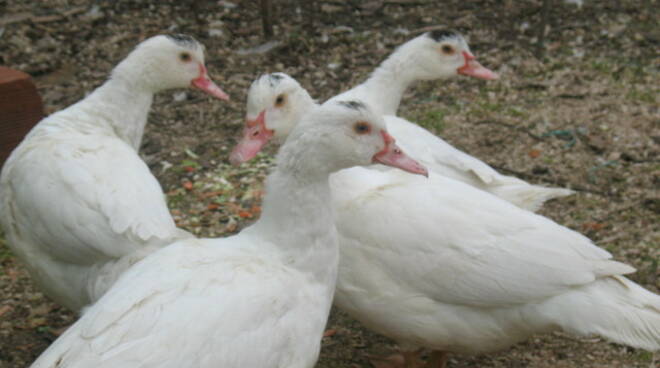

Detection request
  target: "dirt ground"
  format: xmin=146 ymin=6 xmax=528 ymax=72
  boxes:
xmin=0 ymin=0 xmax=658 ymax=367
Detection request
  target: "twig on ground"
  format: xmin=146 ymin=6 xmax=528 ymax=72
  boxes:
xmin=491 ymin=164 xmax=611 ymax=197
xmin=473 ymin=119 xmax=545 ymax=141
xmin=31 ymin=6 xmax=87 ymax=23
xmin=261 ymin=0 xmax=274 ymax=39
xmin=534 ymin=0 xmax=552 ymax=58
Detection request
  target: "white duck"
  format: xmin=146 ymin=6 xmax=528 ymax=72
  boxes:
xmin=326 ymin=29 xmax=573 ymax=211
xmin=234 ymin=72 xmax=572 ymax=212
xmin=30 ymin=101 xmax=427 ymax=368
xmin=231 ymin=74 xmax=660 ymax=368
xmin=0 ymin=34 xmax=229 ymax=312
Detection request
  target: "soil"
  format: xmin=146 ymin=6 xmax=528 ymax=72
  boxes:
xmin=0 ymin=0 xmax=658 ymax=367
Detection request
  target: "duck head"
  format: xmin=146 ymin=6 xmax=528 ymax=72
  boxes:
xmin=277 ymin=100 xmax=428 ymax=177
xmin=393 ymin=29 xmax=499 ymax=81
xmin=112 ymin=34 xmax=229 ymax=100
xmin=230 ymin=73 xmax=315 ymax=164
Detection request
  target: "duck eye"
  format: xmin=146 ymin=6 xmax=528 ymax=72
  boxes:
xmin=179 ymin=52 xmax=192 ymax=62
xmin=275 ymin=94 xmax=286 ymax=107
xmin=441 ymin=45 xmax=455 ymax=55
xmin=353 ymin=121 xmax=371 ymax=135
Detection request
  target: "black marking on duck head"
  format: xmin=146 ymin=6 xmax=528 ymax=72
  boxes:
xmin=268 ymin=73 xmax=285 ymax=87
xmin=166 ymin=34 xmax=199 ymax=49
xmin=427 ymin=29 xmax=460 ymax=42
xmin=337 ymin=100 xmax=367 ymax=111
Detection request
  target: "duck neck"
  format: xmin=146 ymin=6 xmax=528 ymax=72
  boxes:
xmin=289 ymin=90 xmax=318 ymax=134
xmin=356 ymin=48 xmax=420 ymax=116
xmin=276 ymin=91 xmax=318 ymax=142
xmin=248 ymin=160 xmax=338 ymax=287
xmin=299 ymin=92 xmax=318 ymax=117
xmin=78 ymin=74 xmax=154 ymax=150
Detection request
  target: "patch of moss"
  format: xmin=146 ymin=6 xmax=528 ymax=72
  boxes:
xmin=415 ymin=110 xmax=446 ymax=133
xmin=507 ymin=106 xmax=529 ymax=118
xmin=633 ymin=350 xmax=654 ymax=362
xmin=0 ymin=234 xmax=14 ymax=264
xmin=167 ymin=190 xmax=187 ymax=206
xmin=626 ymin=88 xmax=657 ymax=104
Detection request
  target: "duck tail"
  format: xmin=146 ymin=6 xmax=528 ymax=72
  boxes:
xmin=488 ymin=183 xmax=574 ymax=212
xmin=540 ymin=275 xmax=660 ymax=351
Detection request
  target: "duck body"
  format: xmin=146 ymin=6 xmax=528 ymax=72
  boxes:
xmin=31 ymin=234 xmax=336 ymax=368
xmin=331 ymin=168 xmax=660 ymax=353
xmin=383 ymin=116 xmax=574 ymax=211
xmin=244 ymin=71 xmax=572 ymax=212
xmin=233 ymin=73 xmax=660 ymax=364
xmin=30 ymin=100 xmax=425 ymax=367
xmin=0 ymin=34 xmax=227 ymax=312
xmin=1 ymin=81 xmax=190 ymax=311
xmin=325 ymin=31 xmax=573 ymax=211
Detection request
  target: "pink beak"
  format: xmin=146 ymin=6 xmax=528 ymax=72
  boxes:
xmin=457 ymin=51 xmax=499 ymax=80
xmin=191 ymin=63 xmax=230 ymax=101
xmin=229 ymin=110 xmax=274 ymax=165
xmin=373 ymin=131 xmax=428 ymax=177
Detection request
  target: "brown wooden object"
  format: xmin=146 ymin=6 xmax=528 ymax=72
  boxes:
xmin=0 ymin=66 xmax=44 ymax=166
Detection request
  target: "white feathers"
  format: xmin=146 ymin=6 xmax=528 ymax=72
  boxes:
xmin=249 ymin=72 xmax=573 ymax=211
xmin=332 ymin=169 xmax=659 ymax=353
xmin=324 ymin=31 xmax=573 ymax=210
xmin=243 ymin=72 xmax=660 ymax=356
xmin=385 ymin=115 xmax=575 ymax=211
xmin=0 ymin=35 xmax=204 ymax=312
xmin=29 ymin=101 xmax=399 ymax=368
xmin=31 ymin=241 xmax=333 ymax=368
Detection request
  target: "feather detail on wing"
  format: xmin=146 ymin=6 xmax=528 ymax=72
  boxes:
xmin=384 ymin=116 xmax=574 ymax=211
xmin=31 ymin=238 xmax=326 ymax=368
xmin=2 ymin=133 xmax=188 ymax=264
xmin=333 ymin=169 xmax=631 ymax=309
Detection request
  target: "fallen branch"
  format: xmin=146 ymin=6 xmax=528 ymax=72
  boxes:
xmin=0 ymin=13 xmax=32 ymax=26
xmin=491 ymin=164 xmax=611 ymax=197
xmin=592 ymin=199 xmax=657 ymax=223
xmin=411 ymin=24 xmax=452 ymax=35
xmin=31 ymin=6 xmax=87 ymax=23
xmin=0 ymin=6 xmax=89 ymax=26
xmin=260 ymin=0 xmax=273 ymax=39
xmin=323 ymin=0 xmax=431 ymax=6
xmin=472 ymin=119 xmax=545 ymax=142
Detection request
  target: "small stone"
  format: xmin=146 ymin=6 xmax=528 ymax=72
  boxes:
xmin=29 ymin=317 xmax=47 ymax=328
